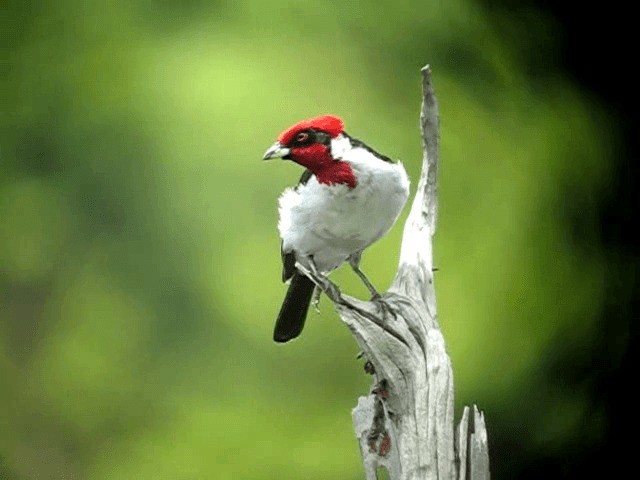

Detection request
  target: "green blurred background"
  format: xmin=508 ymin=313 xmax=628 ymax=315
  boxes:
xmin=1 ymin=1 xmax=632 ymax=479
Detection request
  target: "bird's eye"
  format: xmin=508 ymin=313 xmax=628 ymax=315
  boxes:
xmin=295 ymin=132 xmax=310 ymax=143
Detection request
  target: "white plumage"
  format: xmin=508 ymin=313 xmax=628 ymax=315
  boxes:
xmin=278 ymin=134 xmax=410 ymax=274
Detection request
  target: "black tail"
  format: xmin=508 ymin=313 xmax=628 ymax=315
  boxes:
xmin=273 ymin=272 xmax=315 ymax=343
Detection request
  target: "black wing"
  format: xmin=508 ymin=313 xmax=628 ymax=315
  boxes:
xmin=281 ymin=169 xmax=313 ymax=282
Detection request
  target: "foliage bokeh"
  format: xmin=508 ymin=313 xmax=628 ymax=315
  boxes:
xmin=1 ymin=1 xmax=618 ymax=478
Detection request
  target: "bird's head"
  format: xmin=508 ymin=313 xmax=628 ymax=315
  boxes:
xmin=263 ymin=115 xmax=344 ymax=171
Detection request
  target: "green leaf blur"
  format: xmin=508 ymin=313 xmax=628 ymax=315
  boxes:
xmin=1 ymin=0 xmax=613 ymax=478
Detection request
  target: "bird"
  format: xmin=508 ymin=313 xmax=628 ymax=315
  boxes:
xmin=263 ymin=114 xmax=410 ymax=343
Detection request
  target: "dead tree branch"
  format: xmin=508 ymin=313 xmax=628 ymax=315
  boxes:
xmin=311 ymin=66 xmax=490 ymax=480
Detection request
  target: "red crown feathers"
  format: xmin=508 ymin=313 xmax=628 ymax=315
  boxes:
xmin=277 ymin=115 xmax=344 ymax=145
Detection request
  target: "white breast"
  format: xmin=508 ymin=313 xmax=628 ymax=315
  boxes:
xmin=278 ymin=138 xmax=410 ymax=273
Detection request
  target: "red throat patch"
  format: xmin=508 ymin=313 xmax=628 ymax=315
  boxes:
xmin=288 ymin=143 xmax=356 ymax=189
xmin=277 ymin=115 xmax=344 ymax=145
xmin=316 ymin=161 xmax=356 ymax=189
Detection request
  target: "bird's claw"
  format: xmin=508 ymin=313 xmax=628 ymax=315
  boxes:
xmin=323 ymin=281 xmax=342 ymax=304
xmin=296 ymin=261 xmax=343 ymax=304
xmin=371 ymin=294 xmax=397 ymax=320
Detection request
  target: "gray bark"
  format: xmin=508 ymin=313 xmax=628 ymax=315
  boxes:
xmin=299 ymin=66 xmax=490 ymax=479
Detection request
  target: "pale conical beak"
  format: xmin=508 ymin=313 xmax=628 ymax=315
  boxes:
xmin=263 ymin=142 xmax=290 ymax=160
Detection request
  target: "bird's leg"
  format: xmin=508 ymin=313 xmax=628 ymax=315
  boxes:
xmin=297 ymin=258 xmax=397 ymax=327
xmin=348 ymin=253 xmax=397 ymax=320
xmin=296 ymin=257 xmax=343 ymax=305
xmin=350 ymin=262 xmax=381 ymax=299
xmin=307 ymin=256 xmax=321 ymax=276
xmin=348 ymin=253 xmax=382 ymax=298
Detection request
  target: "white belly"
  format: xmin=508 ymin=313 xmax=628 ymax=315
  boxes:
xmin=279 ymin=160 xmax=409 ymax=273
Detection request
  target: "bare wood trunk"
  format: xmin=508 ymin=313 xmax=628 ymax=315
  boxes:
xmin=304 ymin=66 xmax=490 ymax=479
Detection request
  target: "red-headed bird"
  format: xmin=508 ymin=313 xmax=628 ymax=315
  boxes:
xmin=263 ymin=115 xmax=410 ymax=342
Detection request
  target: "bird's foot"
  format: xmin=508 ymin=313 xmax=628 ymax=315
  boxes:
xmin=295 ymin=261 xmax=343 ymax=305
xmin=371 ymin=293 xmax=398 ymax=321
xmin=319 ymin=278 xmax=342 ymax=304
